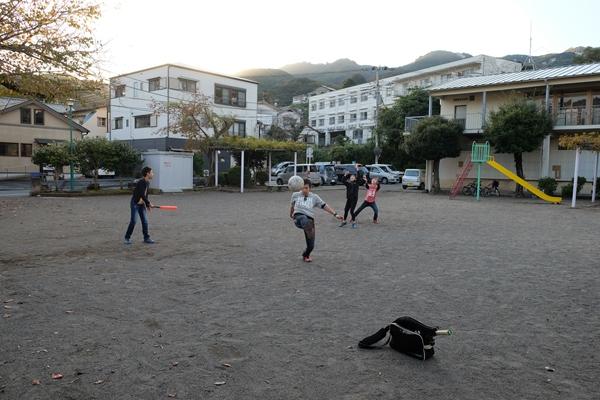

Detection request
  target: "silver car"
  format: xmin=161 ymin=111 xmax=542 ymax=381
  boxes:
xmin=402 ymin=169 xmax=425 ymax=190
xmin=276 ymin=164 xmax=321 ymax=186
xmin=366 ymin=165 xmax=399 ymax=184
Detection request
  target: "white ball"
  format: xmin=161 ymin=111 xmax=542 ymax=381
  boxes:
xmin=288 ymin=175 xmax=305 ymax=191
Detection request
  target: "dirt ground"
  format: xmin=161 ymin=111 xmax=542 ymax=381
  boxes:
xmin=0 ymin=187 xmax=598 ymax=399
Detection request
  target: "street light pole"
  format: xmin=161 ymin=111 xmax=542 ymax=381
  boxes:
xmin=68 ymin=100 xmax=74 ymax=191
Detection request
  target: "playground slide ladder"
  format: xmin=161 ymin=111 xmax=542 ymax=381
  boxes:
xmin=449 ymin=156 xmax=473 ymax=199
xmin=486 ymin=158 xmax=562 ymax=204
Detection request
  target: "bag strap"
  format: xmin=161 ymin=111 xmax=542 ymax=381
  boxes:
xmin=358 ymin=326 xmax=391 ymax=349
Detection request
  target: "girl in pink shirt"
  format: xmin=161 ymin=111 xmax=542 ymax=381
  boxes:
xmin=353 ymin=177 xmax=381 ymax=225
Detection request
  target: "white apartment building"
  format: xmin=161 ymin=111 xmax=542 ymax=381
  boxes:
xmin=109 ymin=64 xmax=259 ymax=151
xmin=308 ymin=55 xmax=521 ymax=146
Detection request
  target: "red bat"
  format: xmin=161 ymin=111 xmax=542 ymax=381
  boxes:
xmin=152 ymin=205 xmax=177 ymax=210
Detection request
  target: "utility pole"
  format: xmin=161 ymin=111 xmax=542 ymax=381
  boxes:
xmin=68 ymin=100 xmax=74 ymax=191
xmin=373 ymin=66 xmax=384 ymax=164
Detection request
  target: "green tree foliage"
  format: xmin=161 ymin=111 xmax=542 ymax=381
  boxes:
xmin=376 ymin=88 xmax=436 ymax=169
xmin=342 ymin=78 xmax=356 ymax=88
xmin=193 ymin=152 xmax=204 ymax=176
xmin=0 ymin=0 xmax=102 ymax=101
xmin=404 ymin=116 xmax=462 ymax=193
xmin=483 ymin=100 xmax=552 ymax=194
xmin=573 ymin=47 xmax=600 ymax=64
xmin=75 ymin=138 xmax=114 ymax=188
xmin=31 ymin=143 xmax=72 ymax=191
xmin=104 ymin=142 xmax=141 ymax=189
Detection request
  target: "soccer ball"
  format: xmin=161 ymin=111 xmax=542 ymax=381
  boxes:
xmin=288 ymin=175 xmax=305 ymax=191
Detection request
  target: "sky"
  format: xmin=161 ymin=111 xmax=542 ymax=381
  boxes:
xmin=96 ymin=0 xmax=600 ymax=78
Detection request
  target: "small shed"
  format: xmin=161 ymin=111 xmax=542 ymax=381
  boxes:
xmin=142 ymin=151 xmax=193 ymax=192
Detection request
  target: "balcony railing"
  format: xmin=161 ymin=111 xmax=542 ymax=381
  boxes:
xmin=554 ymin=106 xmax=600 ymax=127
xmin=404 ymin=114 xmax=483 ymax=134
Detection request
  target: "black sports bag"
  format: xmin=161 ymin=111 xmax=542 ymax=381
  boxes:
xmin=358 ymin=316 xmax=452 ymax=360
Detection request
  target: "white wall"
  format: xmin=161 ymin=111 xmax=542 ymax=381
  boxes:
xmin=142 ymin=151 xmax=193 ymax=192
xmin=110 ymin=65 xmax=258 ymax=142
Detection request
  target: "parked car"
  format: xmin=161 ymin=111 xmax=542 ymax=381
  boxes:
xmin=276 ymin=164 xmax=321 ymax=186
xmin=271 ymin=161 xmax=294 ymax=176
xmin=374 ymin=164 xmax=403 ymax=180
xmin=402 ymin=169 xmax=426 ymax=190
xmin=316 ymin=164 xmax=337 ymax=185
xmin=334 ymin=164 xmax=369 ymax=182
xmin=366 ymin=165 xmax=399 ymax=184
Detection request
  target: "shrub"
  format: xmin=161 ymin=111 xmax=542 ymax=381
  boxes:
xmin=561 ymin=176 xmax=588 ymax=198
xmin=193 ymin=153 xmax=204 ymax=176
xmin=224 ymin=166 xmax=251 ymax=187
xmin=218 ymin=173 xmax=228 ymax=186
xmin=255 ymin=170 xmax=269 ymax=186
xmin=537 ymin=177 xmax=557 ymax=195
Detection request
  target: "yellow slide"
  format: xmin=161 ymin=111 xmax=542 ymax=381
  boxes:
xmin=486 ymin=159 xmax=562 ymax=204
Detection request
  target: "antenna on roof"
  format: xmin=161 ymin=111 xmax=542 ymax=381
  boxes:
xmin=523 ymin=21 xmax=536 ymax=71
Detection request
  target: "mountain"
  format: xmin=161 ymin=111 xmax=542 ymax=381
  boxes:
xmin=239 ymin=47 xmax=592 ymax=106
xmin=502 ymin=51 xmax=578 ymax=69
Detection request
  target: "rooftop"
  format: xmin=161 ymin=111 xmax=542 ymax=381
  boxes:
xmin=429 ymin=63 xmax=600 ymax=92
xmin=110 ymin=63 xmax=259 ymax=85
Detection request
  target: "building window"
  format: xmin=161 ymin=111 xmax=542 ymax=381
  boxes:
xmin=114 ymin=85 xmax=126 ymax=98
xmin=113 ymin=117 xmax=123 ymax=130
xmin=228 ymin=120 xmax=246 ymax=137
xmin=34 ymin=109 xmax=44 ymax=125
xmin=350 ymin=95 xmax=357 ymax=104
xmin=311 ymin=119 xmax=317 ymax=127
xmin=329 ymin=100 xmax=336 ymax=108
xmin=360 ymin=111 xmax=368 ymax=120
xmin=329 ymin=116 xmax=335 ymax=125
xmin=134 ymin=114 xmax=157 ymax=129
xmin=0 ymin=142 xmax=19 ymax=157
xmin=319 ymin=101 xmax=325 ymax=110
xmin=338 ymin=115 xmax=345 ymax=123
xmin=20 ymin=143 xmax=32 ymax=157
xmin=360 ymin=93 xmax=368 ymax=101
xmin=148 ymin=78 xmax=162 ymax=91
xmin=350 ymin=113 xmax=357 ymax=122
xmin=310 ymin=103 xmax=317 ymax=111
xmin=338 ymin=97 xmax=345 ymax=106
xmin=97 ymin=117 xmax=107 ymax=127
xmin=214 ymin=84 xmax=246 ymax=107
xmin=353 ymin=129 xmax=363 ymax=144
xmin=318 ymin=119 xmax=324 ymax=126
xmin=179 ymin=78 xmax=197 ymax=93
xmin=20 ymin=108 xmax=31 ymax=124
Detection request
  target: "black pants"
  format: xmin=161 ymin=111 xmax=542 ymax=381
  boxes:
xmin=343 ymin=197 xmax=358 ymax=221
xmin=354 ymin=201 xmax=378 ymax=221
xmin=294 ymin=214 xmax=315 ymax=257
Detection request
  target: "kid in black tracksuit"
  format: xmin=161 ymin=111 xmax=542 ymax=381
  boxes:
xmin=340 ymin=171 xmax=365 ymax=228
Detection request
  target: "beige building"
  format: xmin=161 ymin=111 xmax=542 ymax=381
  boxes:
xmin=72 ymin=106 xmax=108 ymax=139
xmin=410 ymin=64 xmax=600 ymax=191
xmin=0 ymin=98 xmax=88 ymax=174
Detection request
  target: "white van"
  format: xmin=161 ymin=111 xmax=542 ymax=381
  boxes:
xmin=402 ymin=169 xmax=425 ymax=190
xmin=276 ymin=164 xmax=321 ymax=186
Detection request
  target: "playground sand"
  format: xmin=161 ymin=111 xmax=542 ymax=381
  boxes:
xmin=0 ymin=190 xmax=598 ymax=399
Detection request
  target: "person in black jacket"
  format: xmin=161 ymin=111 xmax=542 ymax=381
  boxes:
xmin=340 ymin=171 xmax=365 ymax=228
xmin=124 ymin=166 xmax=155 ymax=244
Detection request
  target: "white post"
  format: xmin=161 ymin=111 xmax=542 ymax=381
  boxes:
xmin=571 ymin=147 xmax=580 ymax=208
xmin=240 ymin=150 xmax=245 ymax=193
xmin=214 ymin=150 xmax=219 ymax=187
xmin=592 ymin=151 xmax=599 ymax=203
xmin=294 ymin=152 xmax=297 ymax=176
xmin=268 ymin=152 xmax=272 ymax=186
xmin=541 ymin=135 xmax=551 ymax=178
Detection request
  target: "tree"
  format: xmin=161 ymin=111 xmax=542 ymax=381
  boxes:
xmin=152 ymin=93 xmax=235 ymax=178
xmin=342 ymin=78 xmax=356 ymax=88
xmin=404 ymin=116 xmax=462 ymax=193
xmin=573 ymin=47 xmax=600 ymax=64
xmin=483 ymin=100 xmax=553 ymax=194
xmin=105 ymin=142 xmax=140 ymax=189
xmin=75 ymin=138 xmax=114 ymax=189
xmin=0 ymin=0 xmax=102 ymax=101
xmin=31 ymin=143 xmax=72 ymax=191
xmin=376 ymin=88 xmax=436 ymax=169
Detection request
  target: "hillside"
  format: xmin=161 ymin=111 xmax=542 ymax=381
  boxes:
xmin=240 ymin=47 xmax=591 ymax=106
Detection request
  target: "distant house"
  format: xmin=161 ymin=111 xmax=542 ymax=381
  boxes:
xmin=276 ymin=108 xmax=302 ymax=130
xmin=257 ymin=101 xmax=280 ymax=133
xmin=72 ymin=106 xmax=108 ymax=139
xmin=292 ymin=85 xmax=335 ymax=104
xmin=0 ymin=98 xmax=88 ymax=173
